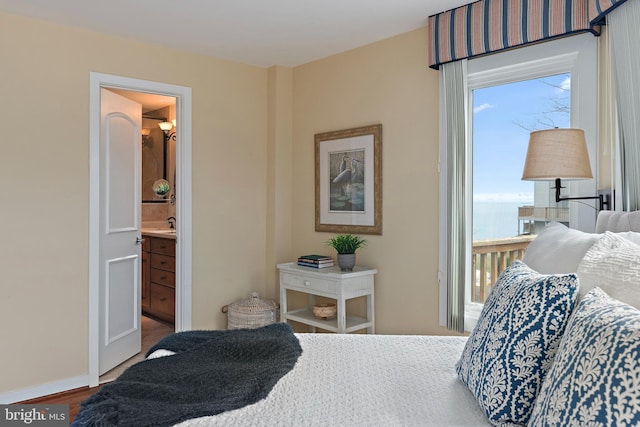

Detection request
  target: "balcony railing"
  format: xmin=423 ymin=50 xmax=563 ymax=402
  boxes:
xmin=518 ymin=205 xmax=569 ymax=221
xmin=472 ymin=235 xmax=536 ymax=303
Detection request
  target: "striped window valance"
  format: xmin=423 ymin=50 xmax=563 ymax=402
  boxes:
xmin=590 ymin=0 xmax=628 ymax=24
xmin=428 ymin=0 xmax=629 ymax=69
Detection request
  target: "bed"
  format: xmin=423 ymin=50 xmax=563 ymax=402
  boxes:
xmin=73 ymin=211 xmax=640 ymax=427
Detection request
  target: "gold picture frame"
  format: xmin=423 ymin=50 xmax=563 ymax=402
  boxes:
xmin=315 ymin=124 xmax=382 ymax=235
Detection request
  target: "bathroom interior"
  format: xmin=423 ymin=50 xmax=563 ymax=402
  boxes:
xmin=101 ymin=89 xmax=178 ymax=381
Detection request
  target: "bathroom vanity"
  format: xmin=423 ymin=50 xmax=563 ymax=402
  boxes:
xmin=141 ymin=232 xmax=176 ymax=324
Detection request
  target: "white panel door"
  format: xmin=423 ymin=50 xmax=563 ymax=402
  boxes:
xmin=99 ymin=88 xmax=142 ymax=375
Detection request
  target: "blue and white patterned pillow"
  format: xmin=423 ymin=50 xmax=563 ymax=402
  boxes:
xmin=456 ymin=260 xmax=579 ymax=425
xmin=528 ymin=287 xmax=640 ymax=426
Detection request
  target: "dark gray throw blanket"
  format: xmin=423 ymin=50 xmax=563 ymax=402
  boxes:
xmin=73 ymin=323 xmax=302 ymax=427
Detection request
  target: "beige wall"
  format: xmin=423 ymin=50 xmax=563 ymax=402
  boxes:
xmin=1 ymin=12 xmax=454 ymax=398
xmin=290 ymin=28 xmax=449 ymax=335
xmin=2 ymin=7 xmax=615 ymax=399
xmin=266 ymin=66 xmax=295 ymax=298
xmin=0 ymin=12 xmax=269 ymax=394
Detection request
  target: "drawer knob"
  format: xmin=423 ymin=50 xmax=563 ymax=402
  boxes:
xmin=304 ymin=280 xmax=311 ymax=286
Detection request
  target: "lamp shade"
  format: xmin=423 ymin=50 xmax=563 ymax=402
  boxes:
xmin=521 ymin=128 xmax=593 ymax=181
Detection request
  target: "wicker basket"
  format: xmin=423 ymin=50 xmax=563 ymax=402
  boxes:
xmin=222 ymin=292 xmax=279 ymax=329
xmin=313 ymin=302 xmax=337 ymax=320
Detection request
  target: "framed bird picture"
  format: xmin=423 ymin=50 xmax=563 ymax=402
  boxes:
xmin=315 ymin=124 xmax=382 ymax=235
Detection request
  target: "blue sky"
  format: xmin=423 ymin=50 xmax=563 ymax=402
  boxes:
xmin=472 ymin=73 xmax=571 ymax=203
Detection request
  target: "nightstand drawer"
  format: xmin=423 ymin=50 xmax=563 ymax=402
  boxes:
xmin=281 ymin=272 xmax=337 ymax=294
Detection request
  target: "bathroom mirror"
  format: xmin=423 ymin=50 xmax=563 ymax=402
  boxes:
xmin=142 ymin=113 xmax=176 ymax=203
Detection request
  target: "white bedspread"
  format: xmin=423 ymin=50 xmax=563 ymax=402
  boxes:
xmin=175 ymin=333 xmax=489 ymax=427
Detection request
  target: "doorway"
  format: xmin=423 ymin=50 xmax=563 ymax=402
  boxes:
xmin=99 ymin=316 xmax=174 ymax=382
xmin=88 ymin=72 xmax=193 ymax=387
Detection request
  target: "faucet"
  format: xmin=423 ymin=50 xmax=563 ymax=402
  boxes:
xmin=167 ymin=217 xmax=176 ymax=230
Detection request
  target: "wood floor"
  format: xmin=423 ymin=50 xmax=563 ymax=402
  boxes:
xmin=17 ymin=315 xmax=173 ymax=422
xmin=19 ymin=385 xmax=101 ymax=422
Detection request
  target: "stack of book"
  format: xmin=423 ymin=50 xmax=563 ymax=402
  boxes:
xmin=297 ymin=254 xmax=334 ymax=269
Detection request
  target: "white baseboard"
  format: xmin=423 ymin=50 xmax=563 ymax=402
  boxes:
xmin=0 ymin=376 xmax=88 ymax=404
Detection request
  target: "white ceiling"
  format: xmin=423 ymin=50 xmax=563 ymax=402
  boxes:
xmin=0 ymin=0 xmax=470 ymax=67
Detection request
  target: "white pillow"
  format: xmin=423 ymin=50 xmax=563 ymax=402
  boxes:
xmin=522 ymin=222 xmax=599 ymax=274
xmin=576 ymin=231 xmax=640 ymax=309
xmin=616 ymin=230 xmax=640 ymax=245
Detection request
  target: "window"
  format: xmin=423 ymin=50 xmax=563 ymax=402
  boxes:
xmin=471 ymin=74 xmax=571 ymax=303
xmin=439 ymin=34 xmax=598 ymax=331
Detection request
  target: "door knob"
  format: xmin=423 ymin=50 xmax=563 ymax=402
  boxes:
xmin=136 ymin=236 xmax=145 ymax=245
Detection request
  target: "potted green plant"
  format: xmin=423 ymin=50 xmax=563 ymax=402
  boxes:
xmin=326 ymin=234 xmax=367 ymax=271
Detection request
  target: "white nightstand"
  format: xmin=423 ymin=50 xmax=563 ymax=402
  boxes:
xmin=277 ymin=262 xmax=377 ymax=334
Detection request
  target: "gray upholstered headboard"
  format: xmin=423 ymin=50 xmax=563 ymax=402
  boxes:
xmin=595 ymin=211 xmax=640 ymax=233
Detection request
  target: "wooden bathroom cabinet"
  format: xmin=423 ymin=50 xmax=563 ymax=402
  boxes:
xmin=141 ymin=235 xmax=176 ymax=323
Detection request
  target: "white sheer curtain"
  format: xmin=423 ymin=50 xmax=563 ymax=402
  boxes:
xmin=438 ymin=59 xmax=469 ymax=333
xmin=608 ymin=0 xmax=640 ymax=210
xmin=598 ymin=27 xmax=620 ymax=210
